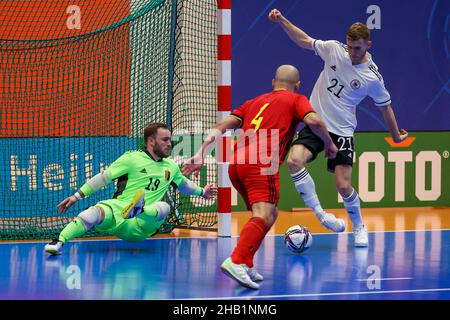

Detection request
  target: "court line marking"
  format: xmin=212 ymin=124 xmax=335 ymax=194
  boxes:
xmin=270 ymin=228 xmax=450 ymax=236
xmin=181 ymin=288 xmax=450 ymax=300
xmin=356 ymin=277 xmax=413 ymax=281
xmin=2 ymin=228 xmax=450 ymax=245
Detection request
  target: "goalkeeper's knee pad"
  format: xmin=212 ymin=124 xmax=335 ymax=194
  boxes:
xmin=78 ymin=206 xmax=103 ymax=230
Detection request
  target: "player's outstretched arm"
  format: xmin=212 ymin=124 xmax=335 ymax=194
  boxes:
xmin=57 ymin=195 xmax=80 ymax=213
xmin=303 ymin=112 xmax=338 ymax=159
xmin=378 ymin=104 xmax=408 ymax=143
xmin=268 ymin=8 xmax=314 ymax=50
xmin=56 ymin=170 xmax=112 ymax=213
xmin=201 ymin=184 xmax=218 ymax=200
xmin=182 ymin=116 xmax=241 ymax=177
xmin=177 ymin=178 xmax=217 ymax=200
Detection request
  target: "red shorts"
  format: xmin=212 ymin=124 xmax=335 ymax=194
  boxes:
xmin=228 ymin=163 xmax=280 ymax=210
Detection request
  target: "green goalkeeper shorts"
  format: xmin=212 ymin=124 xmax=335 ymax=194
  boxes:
xmin=95 ymin=199 xmax=164 ymax=242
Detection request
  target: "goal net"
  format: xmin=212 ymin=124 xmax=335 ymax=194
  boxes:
xmin=0 ymin=0 xmax=218 ymax=239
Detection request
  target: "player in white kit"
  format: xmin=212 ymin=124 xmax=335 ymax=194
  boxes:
xmin=269 ymin=9 xmax=408 ymax=246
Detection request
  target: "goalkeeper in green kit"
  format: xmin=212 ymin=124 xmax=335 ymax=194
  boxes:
xmin=45 ymin=123 xmax=217 ymax=255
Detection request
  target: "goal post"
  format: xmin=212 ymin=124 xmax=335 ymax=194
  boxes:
xmin=217 ymin=0 xmax=232 ymax=237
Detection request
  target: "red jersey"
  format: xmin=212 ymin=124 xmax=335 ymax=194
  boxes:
xmin=230 ymin=90 xmax=314 ymax=166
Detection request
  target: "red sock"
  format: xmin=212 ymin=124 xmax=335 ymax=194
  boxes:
xmin=231 ymin=217 xmax=267 ymax=268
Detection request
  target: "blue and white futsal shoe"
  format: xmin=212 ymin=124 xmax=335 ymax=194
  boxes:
xmin=121 ymin=189 xmax=145 ymax=219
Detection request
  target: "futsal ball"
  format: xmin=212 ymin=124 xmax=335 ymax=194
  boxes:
xmin=284 ymin=225 xmax=313 ymax=253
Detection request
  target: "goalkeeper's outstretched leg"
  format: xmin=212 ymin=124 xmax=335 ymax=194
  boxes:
xmin=45 ymin=206 xmax=105 ymax=255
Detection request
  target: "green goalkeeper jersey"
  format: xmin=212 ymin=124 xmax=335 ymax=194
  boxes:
xmin=103 ymin=149 xmax=191 ymax=204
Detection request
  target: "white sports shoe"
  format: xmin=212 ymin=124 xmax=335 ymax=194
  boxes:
xmin=220 ymin=258 xmax=260 ymax=289
xmin=247 ymin=267 xmax=264 ymax=282
xmin=353 ymin=225 xmax=369 ymax=247
xmin=45 ymin=239 xmax=64 ymax=255
xmin=320 ymin=212 xmax=346 ymax=233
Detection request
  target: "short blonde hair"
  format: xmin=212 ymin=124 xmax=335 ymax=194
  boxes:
xmin=347 ymin=22 xmax=370 ymax=41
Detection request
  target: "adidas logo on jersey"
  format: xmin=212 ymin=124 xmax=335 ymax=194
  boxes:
xmin=140 ymin=168 xmax=147 ymax=174
xmin=330 ymin=65 xmax=336 ymax=71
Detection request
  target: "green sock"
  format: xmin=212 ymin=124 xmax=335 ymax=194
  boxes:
xmin=58 ymin=218 xmax=86 ymax=243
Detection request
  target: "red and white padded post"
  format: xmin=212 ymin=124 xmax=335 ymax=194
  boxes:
xmin=217 ymin=0 xmax=232 ymax=237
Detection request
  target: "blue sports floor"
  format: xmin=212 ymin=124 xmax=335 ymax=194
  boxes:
xmin=1 ymin=229 xmax=449 ymax=300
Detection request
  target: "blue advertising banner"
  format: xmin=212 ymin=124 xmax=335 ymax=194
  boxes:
xmin=0 ymin=138 xmax=138 ymax=217
xmin=232 ymin=0 xmax=449 ymax=131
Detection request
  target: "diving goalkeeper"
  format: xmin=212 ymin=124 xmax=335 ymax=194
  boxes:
xmin=45 ymin=122 xmax=217 ymax=255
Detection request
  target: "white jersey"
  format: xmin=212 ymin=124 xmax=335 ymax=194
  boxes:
xmin=310 ymin=39 xmax=391 ymax=136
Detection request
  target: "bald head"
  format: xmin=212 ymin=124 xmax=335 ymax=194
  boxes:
xmin=275 ymin=65 xmax=300 ymax=82
xmin=272 ymin=65 xmax=301 ymax=91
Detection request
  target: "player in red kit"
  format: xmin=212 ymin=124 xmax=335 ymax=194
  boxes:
xmin=183 ymin=65 xmax=338 ymax=289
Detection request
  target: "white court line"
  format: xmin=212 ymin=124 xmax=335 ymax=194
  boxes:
xmin=2 ymin=228 xmax=449 ymax=245
xmin=264 ymin=228 xmax=450 ymax=237
xmin=181 ymin=288 xmax=450 ymax=300
xmin=356 ymin=277 xmax=413 ymax=281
